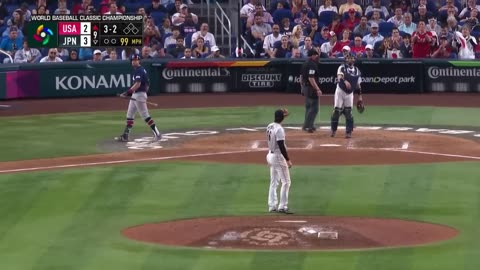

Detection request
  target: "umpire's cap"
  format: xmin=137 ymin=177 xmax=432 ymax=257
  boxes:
xmin=307 ymin=49 xmax=319 ymax=57
xmin=131 ymin=54 xmax=141 ymax=61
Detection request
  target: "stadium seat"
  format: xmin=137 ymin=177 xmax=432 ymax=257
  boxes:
xmin=272 ymin=8 xmax=293 ymax=25
xmin=150 ymin=11 xmax=167 ymax=26
xmin=184 ymin=32 xmax=194 ymax=48
xmin=318 ymin=11 xmax=336 ymax=27
xmin=379 ymin=22 xmax=394 ymax=37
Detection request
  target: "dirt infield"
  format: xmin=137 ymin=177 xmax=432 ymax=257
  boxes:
xmin=2 ymin=93 xmax=480 ymax=116
xmin=1 ymin=93 xmax=478 ymax=250
xmin=122 ymin=216 xmax=459 ymax=250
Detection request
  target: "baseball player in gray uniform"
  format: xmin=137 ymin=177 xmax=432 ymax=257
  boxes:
xmin=266 ymin=108 xmax=293 ymax=214
xmin=116 ymin=54 xmax=161 ymax=142
xmin=330 ymin=53 xmax=363 ymax=138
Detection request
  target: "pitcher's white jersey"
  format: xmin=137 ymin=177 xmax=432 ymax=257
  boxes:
xmin=266 ymin=121 xmax=290 ymax=212
xmin=266 ymin=122 xmax=286 ymax=153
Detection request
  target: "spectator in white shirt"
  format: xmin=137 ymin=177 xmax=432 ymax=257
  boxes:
xmin=318 ymin=0 xmax=338 ymax=16
xmin=459 ymin=0 xmax=480 ymax=19
xmin=247 ymin=4 xmax=273 ymax=29
xmin=181 ymin=47 xmax=195 ymax=59
xmin=191 ymin=23 xmax=216 ymax=47
xmin=40 ymin=48 xmax=63 ymax=62
xmin=164 ymin=26 xmax=181 ymax=48
xmin=14 ymin=40 xmax=41 ymax=63
xmin=240 ymin=0 xmax=264 ymax=18
xmin=365 ymin=0 xmax=389 ymax=18
xmin=321 ymin=31 xmax=337 ymax=56
xmin=387 ymin=7 xmax=404 ymax=27
xmin=103 ymin=3 xmax=122 ymax=14
xmin=172 ymin=4 xmax=198 ymax=26
xmin=106 ymin=50 xmax=118 ymax=60
xmin=398 ymin=12 xmax=416 ymax=35
xmin=54 ymin=0 xmax=70 ymax=14
xmin=263 ymin=23 xmax=282 ymax=58
xmin=299 ymin=36 xmax=317 ymax=58
xmin=362 ymin=22 xmax=384 ymax=46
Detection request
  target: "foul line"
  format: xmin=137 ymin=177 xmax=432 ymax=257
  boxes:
xmin=385 ymin=149 xmax=480 ymax=160
xmin=0 ymin=150 xmax=261 ymax=174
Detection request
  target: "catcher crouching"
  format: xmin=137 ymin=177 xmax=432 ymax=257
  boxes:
xmin=330 ymin=53 xmax=364 ymax=138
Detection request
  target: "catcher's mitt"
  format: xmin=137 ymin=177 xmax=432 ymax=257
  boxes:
xmin=356 ymin=100 xmax=365 ymax=114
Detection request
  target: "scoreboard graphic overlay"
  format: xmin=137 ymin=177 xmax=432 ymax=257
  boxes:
xmin=27 ymin=15 xmax=143 ymax=48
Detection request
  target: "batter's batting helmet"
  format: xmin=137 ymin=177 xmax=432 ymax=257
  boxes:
xmin=131 ymin=54 xmax=141 ymax=61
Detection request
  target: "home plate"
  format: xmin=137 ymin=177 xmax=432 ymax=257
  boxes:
xmin=318 ymin=231 xmax=338 ymax=239
xmin=275 ymin=220 xmax=307 ymax=223
xmin=319 ymin=144 xmax=342 ymax=147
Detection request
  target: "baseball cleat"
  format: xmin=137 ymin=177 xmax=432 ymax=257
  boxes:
xmin=278 ymin=208 xmax=294 ymax=215
xmin=115 ymin=134 xmax=129 ymax=142
xmin=268 ymin=207 xmax=277 ymax=213
xmin=152 ymin=133 xmax=162 ymax=142
xmin=330 ymin=131 xmax=336 ymax=137
xmin=345 ymin=132 xmax=352 ymax=139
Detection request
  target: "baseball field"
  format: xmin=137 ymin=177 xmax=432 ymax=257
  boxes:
xmin=0 ymin=93 xmax=479 ymax=270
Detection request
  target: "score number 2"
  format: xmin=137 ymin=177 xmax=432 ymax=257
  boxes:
xmin=103 ymin=24 xmax=117 ymax=34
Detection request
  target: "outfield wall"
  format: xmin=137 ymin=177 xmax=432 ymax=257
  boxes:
xmin=1 ymin=59 xmax=479 ymax=99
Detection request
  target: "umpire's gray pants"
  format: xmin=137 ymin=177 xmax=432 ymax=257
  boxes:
xmin=303 ymin=93 xmax=319 ymax=130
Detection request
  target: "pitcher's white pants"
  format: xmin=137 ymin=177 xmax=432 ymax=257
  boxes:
xmin=266 ymin=152 xmax=291 ymax=210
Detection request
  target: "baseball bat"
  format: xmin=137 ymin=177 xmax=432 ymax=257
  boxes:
xmin=117 ymin=94 xmax=158 ymax=107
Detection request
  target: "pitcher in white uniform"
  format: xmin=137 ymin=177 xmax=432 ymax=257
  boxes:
xmin=266 ymin=108 xmax=293 ymax=214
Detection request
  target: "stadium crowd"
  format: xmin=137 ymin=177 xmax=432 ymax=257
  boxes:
xmin=242 ymin=0 xmax=480 ymax=59
xmin=1 ymin=0 xmax=480 ymax=63
xmin=0 ymin=0 xmax=226 ymax=63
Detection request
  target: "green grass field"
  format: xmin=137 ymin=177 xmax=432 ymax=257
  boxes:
xmin=0 ymin=105 xmax=479 ymax=270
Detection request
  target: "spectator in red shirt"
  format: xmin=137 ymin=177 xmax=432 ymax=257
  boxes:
xmin=331 ymin=29 xmax=351 ymax=55
xmin=431 ymin=34 xmax=453 ymax=58
xmin=411 ymin=21 xmax=432 ymax=58
xmin=329 ymin=15 xmax=344 ymax=38
xmin=343 ymin=8 xmax=360 ymax=31
xmin=72 ymin=0 xmax=95 ymax=15
xmin=350 ymin=34 xmax=365 ymax=55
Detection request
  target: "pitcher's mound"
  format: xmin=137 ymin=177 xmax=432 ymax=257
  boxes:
xmin=122 ymin=216 xmax=458 ymax=250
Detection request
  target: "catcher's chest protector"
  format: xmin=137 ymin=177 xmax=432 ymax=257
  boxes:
xmin=342 ymin=65 xmax=360 ymax=94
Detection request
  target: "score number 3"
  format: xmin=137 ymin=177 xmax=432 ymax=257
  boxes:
xmin=103 ymin=24 xmax=117 ymax=34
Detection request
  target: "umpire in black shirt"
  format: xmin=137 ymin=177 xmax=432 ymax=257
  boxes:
xmin=300 ymin=49 xmax=323 ymax=133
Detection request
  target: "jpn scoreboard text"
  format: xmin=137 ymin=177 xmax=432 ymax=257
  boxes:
xmin=27 ymin=15 xmax=144 ymax=48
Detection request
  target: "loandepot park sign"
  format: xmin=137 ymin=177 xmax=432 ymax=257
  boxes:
xmin=56 ymin=74 xmax=132 ymax=90
xmin=125 ymin=126 xmax=480 ymax=150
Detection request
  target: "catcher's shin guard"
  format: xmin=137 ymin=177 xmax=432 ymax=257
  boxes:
xmin=330 ymin=107 xmax=342 ymax=132
xmin=344 ymin=107 xmax=354 ymax=133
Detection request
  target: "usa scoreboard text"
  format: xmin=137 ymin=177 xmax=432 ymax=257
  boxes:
xmin=27 ymin=15 xmax=143 ymax=48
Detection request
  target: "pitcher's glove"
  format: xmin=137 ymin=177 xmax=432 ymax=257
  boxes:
xmin=356 ymin=100 xmax=365 ymax=114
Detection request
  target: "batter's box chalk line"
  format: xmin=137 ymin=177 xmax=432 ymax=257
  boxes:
xmin=348 ymin=141 xmax=410 ymax=151
xmin=250 ymin=140 xmax=314 ymax=150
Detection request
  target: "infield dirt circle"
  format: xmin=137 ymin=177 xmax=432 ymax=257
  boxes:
xmin=1 ymin=93 xmax=479 ymax=250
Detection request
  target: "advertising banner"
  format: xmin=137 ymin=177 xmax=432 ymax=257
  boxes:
xmin=285 ymin=59 xmax=423 ymax=94
xmin=236 ymin=66 xmax=284 ymax=91
xmin=358 ymin=60 xmax=423 ymax=93
xmin=0 ymin=72 xmax=5 ymax=99
xmin=39 ymin=63 xmax=132 ymax=97
xmin=157 ymin=65 xmax=233 ymax=93
xmin=424 ymin=60 xmax=480 ymax=93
